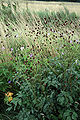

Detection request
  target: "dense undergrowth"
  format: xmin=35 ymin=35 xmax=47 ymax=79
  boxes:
xmin=0 ymin=1 xmax=80 ymax=120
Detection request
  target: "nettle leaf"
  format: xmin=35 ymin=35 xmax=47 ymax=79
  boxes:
xmin=58 ymin=73 xmax=63 ymax=79
xmin=24 ymin=118 xmax=28 ymax=120
xmin=11 ymin=98 xmax=19 ymax=110
xmin=49 ymin=72 xmax=54 ymax=75
xmin=16 ymin=93 xmax=23 ymax=98
xmin=63 ymin=110 xmax=71 ymax=118
xmin=0 ymin=82 xmax=3 ymax=85
xmin=6 ymin=106 xmax=12 ymax=111
xmin=51 ymin=114 xmax=58 ymax=120
xmin=29 ymin=115 xmax=38 ymax=120
xmin=52 ymin=80 xmax=59 ymax=88
xmin=72 ymin=112 xmax=78 ymax=120
xmin=43 ymin=103 xmax=49 ymax=113
xmin=66 ymin=116 xmax=72 ymax=120
xmin=57 ymin=96 xmax=65 ymax=105
xmin=58 ymin=110 xmax=63 ymax=119
xmin=78 ymin=80 xmax=80 ymax=85
xmin=68 ymin=96 xmax=73 ymax=103
xmin=47 ymin=76 xmax=52 ymax=81
xmin=50 ymin=91 xmax=55 ymax=98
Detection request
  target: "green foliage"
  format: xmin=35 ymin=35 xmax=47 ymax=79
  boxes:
xmin=0 ymin=61 xmax=15 ymax=92
xmin=3 ymin=55 xmax=79 ymax=120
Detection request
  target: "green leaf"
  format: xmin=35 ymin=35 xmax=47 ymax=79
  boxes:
xmin=23 ymin=55 xmax=27 ymax=61
xmin=66 ymin=116 xmax=72 ymax=120
xmin=72 ymin=112 xmax=78 ymax=120
xmin=57 ymin=96 xmax=65 ymax=105
xmin=6 ymin=107 xmax=12 ymax=111
xmin=0 ymin=82 xmax=3 ymax=84
xmin=51 ymin=114 xmax=58 ymax=120
xmin=68 ymin=96 xmax=73 ymax=103
xmin=63 ymin=110 xmax=70 ymax=117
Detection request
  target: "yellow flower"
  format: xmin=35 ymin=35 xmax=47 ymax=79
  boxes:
xmin=5 ymin=92 xmax=13 ymax=97
xmin=5 ymin=92 xmax=13 ymax=102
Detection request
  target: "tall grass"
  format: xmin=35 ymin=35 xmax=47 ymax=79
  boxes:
xmin=0 ymin=1 xmax=80 ymax=61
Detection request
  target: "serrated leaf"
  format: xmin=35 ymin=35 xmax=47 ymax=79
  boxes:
xmin=66 ymin=116 xmax=72 ymax=120
xmin=6 ymin=107 xmax=12 ymax=111
xmin=72 ymin=112 xmax=78 ymax=120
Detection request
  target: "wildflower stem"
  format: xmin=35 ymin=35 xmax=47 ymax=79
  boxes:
xmin=0 ymin=114 xmax=11 ymax=120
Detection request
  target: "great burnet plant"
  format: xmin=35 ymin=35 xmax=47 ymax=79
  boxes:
xmin=37 ymin=8 xmax=79 ymax=28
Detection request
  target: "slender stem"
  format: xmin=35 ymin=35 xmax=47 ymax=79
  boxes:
xmin=0 ymin=114 xmax=11 ymax=120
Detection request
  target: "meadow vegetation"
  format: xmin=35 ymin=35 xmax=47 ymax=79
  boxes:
xmin=0 ymin=1 xmax=80 ymax=120
xmin=28 ymin=1 xmax=80 ymax=15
